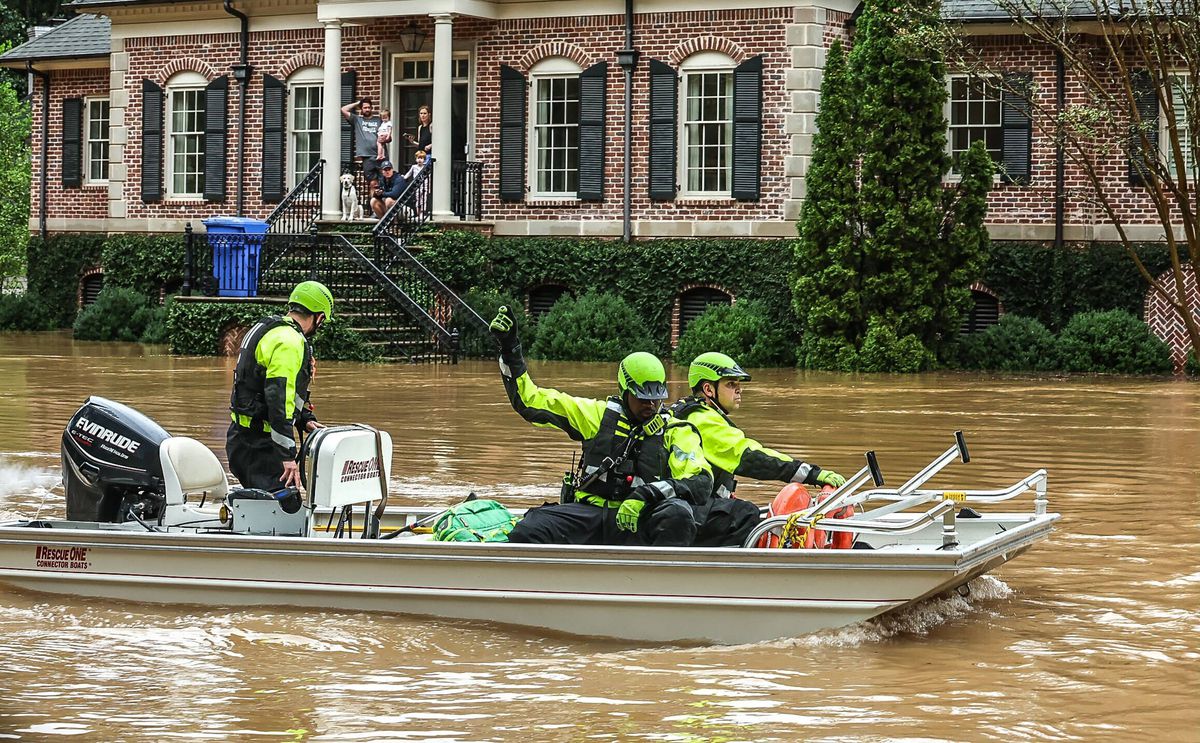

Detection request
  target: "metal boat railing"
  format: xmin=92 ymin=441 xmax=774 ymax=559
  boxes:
xmin=267 ymin=159 xmax=324 ymax=235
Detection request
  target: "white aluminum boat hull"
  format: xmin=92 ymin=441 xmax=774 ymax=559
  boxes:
xmin=0 ymin=512 xmax=1057 ymax=644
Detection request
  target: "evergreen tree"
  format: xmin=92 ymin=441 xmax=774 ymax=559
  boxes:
xmin=0 ymin=68 xmax=30 ymax=291
xmin=794 ymin=39 xmax=862 ymax=368
xmin=792 ymin=0 xmax=993 ymax=371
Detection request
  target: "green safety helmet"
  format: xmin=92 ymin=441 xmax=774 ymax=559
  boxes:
xmin=289 ymin=280 xmax=334 ymax=320
xmin=617 ymin=352 xmax=669 ymax=401
xmin=688 ymin=351 xmax=752 ymax=390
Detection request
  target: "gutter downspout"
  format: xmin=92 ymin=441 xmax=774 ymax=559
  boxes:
xmin=224 ymin=0 xmax=251 ymax=216
xmin=1054 ymin=48 xmax=1065 ymax=249
xmin=617 ymin=0 xmax=639 ymax=243
xmin=28 ymin=63 xmax=50 ymax=241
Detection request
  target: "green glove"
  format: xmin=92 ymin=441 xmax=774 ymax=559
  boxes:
xmin=616 ymin=497 xmax=646 ymax=532
xmin=815 ymin=468 xmax=846 ymax=488
xmin=489 ymin=305 xmax=518 ymax=351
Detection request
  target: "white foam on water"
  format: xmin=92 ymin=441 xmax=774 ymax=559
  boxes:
xmin=0 ymin=461 xmax=60 ymax=499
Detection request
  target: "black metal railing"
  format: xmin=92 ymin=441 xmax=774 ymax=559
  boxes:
xmin=341 ymin=160 xmax=372 ymax=217
xmin=452 ymin=160 xmax=484 ymax=221
xmin=266 ymin=160 xmax=324 ymax=235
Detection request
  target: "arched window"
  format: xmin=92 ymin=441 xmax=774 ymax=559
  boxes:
xmin=678 ymin=286 xmax=732 ymax=334
xmin=960 ymin=289 xmax=1000 ymax=334
xmin=288 ymin=66 xmax=324 ymax=188
xmin=165 ymin=70 xmax=208 ymax=198
xmin=528 ymin=57 xmax=582 ymax=198
xmin=528 ymin=284 xmax=570 ymax=318
xmin=678 ymin=51 xmax=736 ymax=197
xmin=80 ymin=273 xmax=105 ymax=307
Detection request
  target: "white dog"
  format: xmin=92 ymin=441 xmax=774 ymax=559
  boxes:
xmin=340 ymin=173 xmax=364 ymax=221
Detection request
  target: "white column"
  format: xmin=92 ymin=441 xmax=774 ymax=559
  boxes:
xmin=431 ymin=13 xmax=455 ymax=220
xmin=321 ymin=19 xmax=343 ymax=221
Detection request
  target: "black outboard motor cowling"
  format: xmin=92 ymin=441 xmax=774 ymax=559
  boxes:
xmin=61 ymin=397 xmax=172 ymax=522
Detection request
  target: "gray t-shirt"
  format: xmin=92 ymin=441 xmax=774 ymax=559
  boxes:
xmin=351 ymin=114 xmax=380 ymax=158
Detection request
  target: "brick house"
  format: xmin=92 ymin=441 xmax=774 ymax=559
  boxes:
xmin=0 ymin=0 xmax=1193 ymax=358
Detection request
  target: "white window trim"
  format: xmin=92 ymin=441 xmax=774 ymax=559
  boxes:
xmin=943 ymin=73 xmax=1004 ymax=184
xmin=527 ymin=56 xmax=582 ymax=200
xmin=1162 ymin=71 xmax=1195 ymax=180
xmin=165 ymin=71 xmax=207 ymax=200
xmin=287 ymin=66 xmax=324 ymax=190
xmin=84 ymin=96 xmax=110 ymax=185
xmin=678 ymin=51 xmax=735 ymax=200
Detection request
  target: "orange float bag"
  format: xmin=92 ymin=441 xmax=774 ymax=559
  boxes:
xmin=756 ymin=482 xmax=813 ymax=548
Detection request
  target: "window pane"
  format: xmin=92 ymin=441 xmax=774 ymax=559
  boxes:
xmin=169 ymin=88 xmax=205 ymax=195
xmin=532 ymin=73 xmax=580 ymax=195
xmin=684 ymin=70 xmax=732 ymax=194
xmin=948 ymin=75 xmax=1003 ymax=173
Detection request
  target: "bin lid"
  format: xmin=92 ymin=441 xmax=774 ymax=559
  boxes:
xmin=203 ymin=216 xmax=270 ymax=233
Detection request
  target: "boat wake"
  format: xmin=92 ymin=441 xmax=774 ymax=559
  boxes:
xmin=0 ymin=458 xmax=62 ymax=518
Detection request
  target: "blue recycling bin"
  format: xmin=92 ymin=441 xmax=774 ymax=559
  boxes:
xmin=203 ymin=216 xmax=270 ymax=297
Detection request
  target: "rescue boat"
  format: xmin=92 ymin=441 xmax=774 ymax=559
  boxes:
xmin=0 ymin=397 xmax=1059 ymax=645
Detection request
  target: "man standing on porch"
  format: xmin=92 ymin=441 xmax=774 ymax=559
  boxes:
xmin=341 ymin=97 xmax=382 ymax=191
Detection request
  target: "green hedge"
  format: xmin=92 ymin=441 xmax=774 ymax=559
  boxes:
xmin=1056 ymin=309 xmax=1173 ymax=375
xmin=954 ymin=315 xmax=1059 ymax=372
xmin=0 ymin=292 xmax=56 ymax=331
xmin=530 ymin=291 xmax=653 ymax=362
xmin=982 ymin=242 xmax=1172 ymax=331
xmin=673 ymin=299 xmax=795 ymax=367
xmin=167 ymin=300 xmax=377 ymax=362
xmin=416 ymin=232 xmax=797 ymax=353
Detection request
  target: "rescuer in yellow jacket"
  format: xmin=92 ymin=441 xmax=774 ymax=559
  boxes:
xmin=490 ymin=306 xmax=713 ymax=546
xmin=226 ymin=281 xmax=333 ymax=491
xmin=669 ymin=352 xmax=846 ymax=547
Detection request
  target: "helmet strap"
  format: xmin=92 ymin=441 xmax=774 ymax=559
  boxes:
xmin=702 ymin=380 xmax=729 ymax=414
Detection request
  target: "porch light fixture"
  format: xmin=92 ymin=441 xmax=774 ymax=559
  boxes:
xmin=399 ymin=22 xmax=426 ymax=53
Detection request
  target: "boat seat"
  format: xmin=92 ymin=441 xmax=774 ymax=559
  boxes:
xmin=159 ymin=436 xmax=229 ymax=507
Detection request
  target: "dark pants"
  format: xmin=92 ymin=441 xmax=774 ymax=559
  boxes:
xmin=226 ymin=421 xmax=287 ymax=492
xmin=693 ymin=497 xmax=762 ymax=548
xmin=508 ymin=499 xmax=697 ymax=547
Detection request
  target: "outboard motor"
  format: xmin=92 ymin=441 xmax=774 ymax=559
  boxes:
xmin=61 ymin=397 xmax=171 ymax=522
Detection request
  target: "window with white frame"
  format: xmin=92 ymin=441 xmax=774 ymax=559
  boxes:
xmin=289 ymin=67 xmax=323 ymax=188
xmin=680 ymin=52 xmax=734 ymax=197
xmin=947 ymin=75 xmax=1003 ymax=172
xmin=85 ymin=98 xmax=110 ymax=183
xmin=167 ymin=71 xmax=206 ymax=198
xmin=1164 ymin=73 xmax=1195 ymax=179
xmin=528 ymin=57 xmax=580 ymax=197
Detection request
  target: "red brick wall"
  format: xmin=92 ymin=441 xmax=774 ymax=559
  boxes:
xmin=29 ymin=68 xmax=111 ymax=222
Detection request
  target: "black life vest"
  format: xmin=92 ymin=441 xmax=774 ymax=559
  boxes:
xmin=669 ymin=395 xmax=737 ymax=497
xmin=578 ymin=397 xmax=669 ymax=501
xmin=229 ymin=316 xmax=313 ymax=429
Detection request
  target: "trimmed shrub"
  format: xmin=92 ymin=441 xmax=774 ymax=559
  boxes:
xmin=954 ymin=314 xmax=1059 ymax=371
xmin=0 ymin=293 xmax=56 ymax=331
xmin=135 ymin=299 xmax=171 ymax=345
xmin=530 ymin=291 xmax=653 ymax=362
xmin=72 ymin=287 xmax=155 ymax=342
xmin=457 ymin=287 xmax=535 ymax=357
xmin=1055 ymin=309 xmax=1173 ymax=375
xmin=673 ymin=300 xmax=795 ymax=368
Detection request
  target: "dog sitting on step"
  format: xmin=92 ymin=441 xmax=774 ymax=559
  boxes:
xmin=340 ymin=173 xmax=364 ymax=221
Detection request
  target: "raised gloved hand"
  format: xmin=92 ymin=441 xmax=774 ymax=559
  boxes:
xmin=490 ymin=305 xmax=518 ymax=351
xmin=815 ymin=468 xmax=846 ymax=488
xmin=616 ymin=497 xmax=646 ymax=532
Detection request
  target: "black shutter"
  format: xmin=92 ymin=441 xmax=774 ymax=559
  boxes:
xmin=732 ymin=55 xmax=764 ymax=200
xmin=340 ymin=69 xmax=356 ymax=169
xmin=262 ymin=74 xmax=287 ymax=201
xmin=499 ymin=64 xmax=526 ymax=202
xmin=1000 ymin=73 xmax=1033 ymax=185
xmin=648 ymin=59 xmax=677 ymax=200
xmin=141 ymin=79 xmax=163 ymax=203
xmin=62 ymin=98 xmax=83 ymax=187
xmin=1129 ymin=70 xmax=1159 ymax=186
xmin=203 ymin=75 xmax=229 ymax=202
xmin=577 ymin=62 xmax=607 ymax=201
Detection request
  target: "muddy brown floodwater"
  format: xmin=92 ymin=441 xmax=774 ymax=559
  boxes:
xmin=0 ymin=332 xmax=1196 ymax=741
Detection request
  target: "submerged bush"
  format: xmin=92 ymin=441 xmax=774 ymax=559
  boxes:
xmin=1187 ymin=349 xmax=1198 ymax=378
xmin=955 ymin=314 xmax=1058 ymax=371
xmin=1055 ymin=309 xmax=1172 ymax=375
xmin=673 ymin=299 xmax=795 ymax=367
xmin=72 ymin=287 xmax=156 ymax=342
xmin=530 ymin=291 xmax=653 ymax=362
xmin=0 ymin=293 xmax=56 ymax=331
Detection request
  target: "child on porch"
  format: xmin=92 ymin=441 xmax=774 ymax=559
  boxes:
xmin=376 ymin=109 xmax=393 ymax=161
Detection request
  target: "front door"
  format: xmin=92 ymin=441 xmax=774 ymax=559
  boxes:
xmin=390 ymin=55 xmax=471 ymax=169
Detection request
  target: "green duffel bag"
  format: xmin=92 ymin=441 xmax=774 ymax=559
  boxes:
xmin=433 ymin=499 xmax=518 ymax=543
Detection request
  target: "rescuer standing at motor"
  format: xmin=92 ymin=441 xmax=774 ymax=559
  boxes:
xmin=226 ymin=281 xmax=334 ymax=491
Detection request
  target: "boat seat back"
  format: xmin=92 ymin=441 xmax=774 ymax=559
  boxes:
xmin=159 ymin=436 xmax=229 ymax=506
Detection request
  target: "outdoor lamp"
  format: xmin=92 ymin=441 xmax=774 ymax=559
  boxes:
xmin=399 ymin=22 xmax=427 ymax=53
